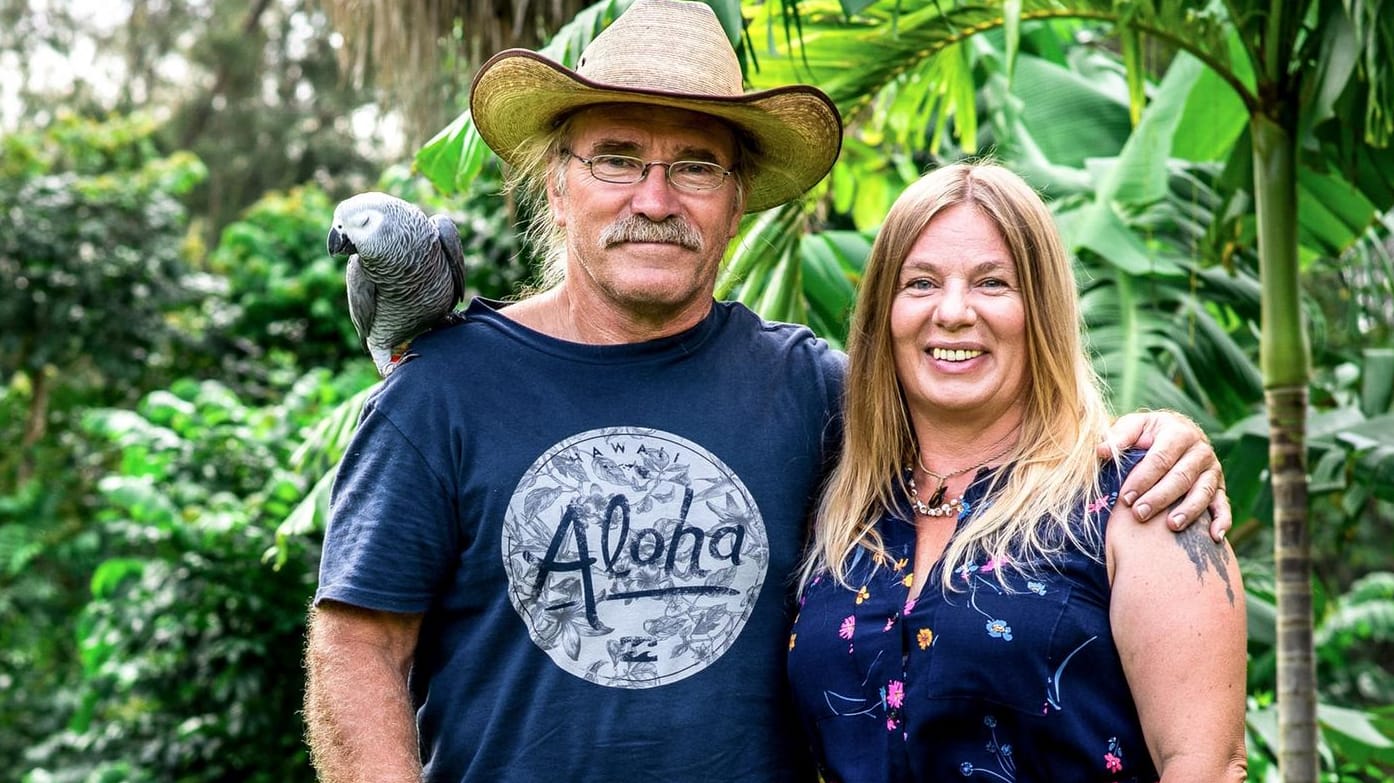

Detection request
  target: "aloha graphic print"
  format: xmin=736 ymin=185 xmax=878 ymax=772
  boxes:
xmin=502 ymin=427 xmax=769 ymax=688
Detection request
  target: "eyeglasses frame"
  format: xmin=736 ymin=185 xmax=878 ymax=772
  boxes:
xmin=561 ymin=149 xmax=734 ymax=192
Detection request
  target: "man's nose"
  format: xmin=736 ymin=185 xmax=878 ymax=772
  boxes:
xmin=629 ymin=163 xmax=682 ymax=220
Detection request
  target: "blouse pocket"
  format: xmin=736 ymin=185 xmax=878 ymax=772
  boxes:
xmin=916 ymin=567 xmax=1080 ymax=717
xmin=810 ymin=711 xmax=893 ymax=782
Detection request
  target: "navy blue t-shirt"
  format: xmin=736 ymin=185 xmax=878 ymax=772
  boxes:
xmin=787 ymin=452 xmax=1158 ymax=783
xmin=317 ymin=298 xmax=845 ymax=782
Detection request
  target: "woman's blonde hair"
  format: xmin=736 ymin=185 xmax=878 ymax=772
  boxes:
xmin=800 ymin=161 xmax=1116 ymax=592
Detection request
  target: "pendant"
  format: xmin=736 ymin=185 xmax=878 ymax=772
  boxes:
xmin=926 ymin=482 xmax=946 ymax=508
xmin=907 ymin=473 xmax=964 ymax=518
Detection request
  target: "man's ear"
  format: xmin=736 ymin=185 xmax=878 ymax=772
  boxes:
xmin=726 ymin=190 xmax=746 ymax=239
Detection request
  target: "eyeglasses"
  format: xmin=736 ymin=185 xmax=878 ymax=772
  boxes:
xmin=563 ymin=150 xmax=733 ymax=192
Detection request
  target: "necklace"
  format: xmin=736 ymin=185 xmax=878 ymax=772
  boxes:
xmin=906 ymin=473 xmax=965 ymax=517
xmin=907 ymin=441 xmax=1017 ymax=518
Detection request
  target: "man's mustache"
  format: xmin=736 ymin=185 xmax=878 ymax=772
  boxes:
xmin=600 ymin=216 xmax=703 ymax=251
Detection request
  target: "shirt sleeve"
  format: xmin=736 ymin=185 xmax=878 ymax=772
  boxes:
xmin=819 ymin=347 xmax=849 ymax=479
xmin=314 ymin=390 xmax=459 ymax=613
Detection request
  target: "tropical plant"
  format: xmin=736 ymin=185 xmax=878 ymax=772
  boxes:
xmin=20 ymin=371 xmax=373 ymax=783
xmin=0 ymin=115 xmax=212 ymax=773
xmin=0 ymin=113 xmax=207 ymax=470
xmin=1245 ymin=565 xmax=1394 ymax=781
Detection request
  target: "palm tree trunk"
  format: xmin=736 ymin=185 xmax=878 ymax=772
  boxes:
xmin=1251 ymin=113 xmax=1318 ymax=783
xmin=1268 ymin=384 xmax=1314 ymax=781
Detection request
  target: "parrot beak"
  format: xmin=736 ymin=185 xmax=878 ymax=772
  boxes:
xmin=327 ymin=227 xmax=356 ymax=257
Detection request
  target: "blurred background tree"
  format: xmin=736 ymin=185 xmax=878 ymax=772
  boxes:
xmin=319 ymin=0 xmax=593 ymax=145
xmin=0 ymin=0 xmax=383 ymax=243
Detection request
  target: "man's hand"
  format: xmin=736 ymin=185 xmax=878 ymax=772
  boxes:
xmin=1098 ymin=410 xmax=1231 ymax=542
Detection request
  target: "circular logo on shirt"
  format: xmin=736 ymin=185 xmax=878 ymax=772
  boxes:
xmin=502 ymin=427 xmax=768 ymax=688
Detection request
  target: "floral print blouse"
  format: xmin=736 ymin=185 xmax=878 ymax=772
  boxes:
xmin=787 ymin=452 xmax=1159 ymax=783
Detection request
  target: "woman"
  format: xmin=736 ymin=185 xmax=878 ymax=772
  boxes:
xmin=787 ymin=162 xmax=1247 ymax=782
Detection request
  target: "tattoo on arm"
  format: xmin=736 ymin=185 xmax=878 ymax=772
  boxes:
xmin=1174 ymin=513 xmax=1236 ymax=607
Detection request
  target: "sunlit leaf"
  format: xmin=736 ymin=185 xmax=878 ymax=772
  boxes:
xmin=1318 ymin=703 xmax=1394 ymax=750
xmin=90 ymin=557 xmax=146 ymax=599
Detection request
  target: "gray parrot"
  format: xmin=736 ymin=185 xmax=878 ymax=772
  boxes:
xmin=326 ymin=192 xmax=467 ymax=376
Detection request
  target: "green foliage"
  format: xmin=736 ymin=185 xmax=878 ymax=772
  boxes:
xmin=0 ymin=113 xmax=206 ymax=387
xmin=20 ymin=372 xmax=370 ymax=783
xmin=1315 ymin=572 xmax=1394 ymax=706
xmin=0 ymin=115 xmax=212 ymax=774
xmin=208 ymin=185 xmax=360 ymax=381
xmin=1218 ymin=349 xmax=1394 ymax=542
xmin=1244 ymin=567 xmax=1394 ymax=781
xmin=0 ymin=464 xmax=103 ymax=779
xmin=0 ymin=103 xmax=415 ymax=779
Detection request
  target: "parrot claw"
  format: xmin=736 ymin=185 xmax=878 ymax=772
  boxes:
xmin=377 ymin=350 xmax=420 ymax=377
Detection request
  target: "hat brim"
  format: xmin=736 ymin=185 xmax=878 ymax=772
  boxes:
xmin=470 ymin=50 xmax=843 ymax=213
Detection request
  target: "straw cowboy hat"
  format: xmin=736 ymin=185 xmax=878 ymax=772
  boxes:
xmin=469 ymin=0 xmax=843 ymax=213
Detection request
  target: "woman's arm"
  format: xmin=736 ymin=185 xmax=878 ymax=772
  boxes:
xmin=1108 ymin=502 xmax=1249 ymax=782
xmin=305 ymin=601 xmax=425 ymax=783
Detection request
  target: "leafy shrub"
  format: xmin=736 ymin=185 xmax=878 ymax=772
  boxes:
xmin=20 ymin=370 xmax=373 ymax=783
xmin=207 ymin=185 xmax=360 ymax=387
xmin=0 ymin=114 xmax=212 ymax=777
xmin=0 ymin=113 xmax=206 ymax=392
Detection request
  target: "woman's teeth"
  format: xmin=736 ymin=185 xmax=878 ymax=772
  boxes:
xmin=931 ymin=348 xmax=983 ymax=362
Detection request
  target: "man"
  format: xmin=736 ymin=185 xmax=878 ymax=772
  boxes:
xmin=304 ymin=2 xmax=1229 ymax=781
